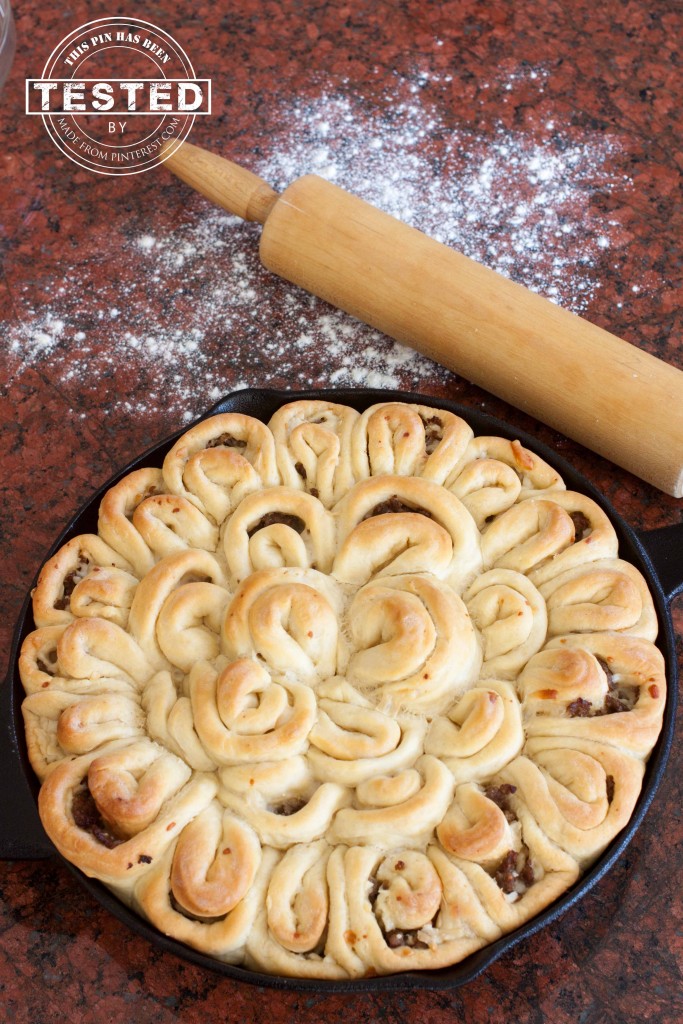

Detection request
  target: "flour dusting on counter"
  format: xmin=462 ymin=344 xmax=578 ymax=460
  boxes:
xmin=6 ymin=71 xmax=629 ymax=423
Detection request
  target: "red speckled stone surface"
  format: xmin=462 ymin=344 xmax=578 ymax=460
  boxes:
xmin=1 ymin=1 xmax=682 ymax=1021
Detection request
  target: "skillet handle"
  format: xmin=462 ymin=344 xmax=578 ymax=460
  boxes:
xmin=0 ymin=674 xmax=54 ymax=860
xmin=636 ymin=522 xmax=683 ymax=604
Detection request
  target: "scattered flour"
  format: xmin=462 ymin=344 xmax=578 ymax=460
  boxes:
xmin=6 ymin=71 xmax=630 ymax=422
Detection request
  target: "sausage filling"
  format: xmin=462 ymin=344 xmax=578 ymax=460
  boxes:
xmin=364 ymin=497 xmax=433 ymax=520
xmin=420 ymin=415 xmax=444 ymax=454
xmin=54 ymin=558 xmax=90 ymax=610
xmin=71 ymin=780 xmax=125 ymax=849
xmin=205 ymin=433 xmax=247 ymax=450
xmin=494 ymin=844 xmax=535 ymax=895
xmin=269 ymin=797 xmax=307 ymax=816
xmin=567 ymin=658 xmax=638 ymax=717
xmin=247 ymin=513 xmax=306 ymax=537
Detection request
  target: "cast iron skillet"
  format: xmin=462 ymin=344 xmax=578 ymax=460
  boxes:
xmin=1 ymin=387 xmax=681 ymax=992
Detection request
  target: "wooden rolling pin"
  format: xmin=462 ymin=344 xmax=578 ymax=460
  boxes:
xmin=161 ymin=140 xmax=683 ymax=497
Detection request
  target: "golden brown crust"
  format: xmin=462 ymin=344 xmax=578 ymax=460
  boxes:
xmin=540 ymin=558 xmax=657 ymax=640
xmin=520 ymin=633 xmax=666 ymax=756
xmin=22 ymin=689 xmax=144 ymax=780
xmin=37 ymin=740 xmax=217 ymax=889
xmin=464 ymin=569 xmax=547 ymax=679
xmin=97 ymin=468 xmax=166 ymax=578
xmin=162 ymin=413 xmax=279 ymax=514
xmin=32 ymin=535 xmax=134 ymax=628
xmin=134 ymin=802 xmax=265 ymax=962
xmin=351 ymin=402 xmax=474 ymax=484
xmin=332 ymin=473 xmax=482 ymax=589
xmin=19 ymin=400 xmax=663 ymax=979
xmin=269 ymin=399 xmax=359 ymax=507
xmin=446 ymin=435 xmax=565 ymax=498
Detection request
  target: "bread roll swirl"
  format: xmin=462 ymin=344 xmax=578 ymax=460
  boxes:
xmin=245 ymin=842 xmax=348 ymax=978
xmin=447 ymin=436 xmax=565 ymax=498
xmin=540 ymin=558 xmax=657 ymax=640
xmin=219 ymin=758 xmax=351 ymax=848
xmin=329 ymin=755 xmax=453 ymax=847
xmin=37 ymin=739 xmax=216 ymax=888
xmin=481 ymin=498 xmax=575 ymax=576
xmin=143 ymin=670 xmax=216 ymax=772
xmin=169 ymin=802 xmax=261 ymax=918
xmin=436 ymin=783 xmax=516 ymax=863
xmin=269 ymin=399 xmax=359 ymax=507
xmin=156 ymin=581 xmax=230 ymax=672
xmin=346 ymin=574 xmax=481 ymax=712
xmin=190 ymin=658 xmax=317 ymax=764
xmin=19 ymin=625 xmax=69 ymax=695
xmin=135 ymin=801 xmax=264 ymax=961
xmin=326 ymin=844 xmax=502 ymax=975
xmin=499 ymin=738 xmax=645 ymax=867
xmin=333 ymin=475 xmax=481 ymax=589
xmin=222 ymin=568 xmax=343 ymax=682
xmin=223 ymin=487 xmax=336 ymax=581
xmin=132 ymin=493 xmax=219 ymax=560
xmin=57 ymin=617 xmax=153 ymax=690
xmin=520 ymin=634 xmax=666 ymax=756
xmin=98 ymin=467 xmax=166 ymax=578
xmin=425 ymin=681 xmax=523 ymax=782
xmin=66 ymin=565 xmax=139 ymax=629
xmin=445 ymin=803 xmax=580 ymax=930
xmin=351 ymin=402 xmax=473 ymax=483
xmin=32 ymin=535 xmax=133 ymax=628
xmin=22 ymin=689 xmax=144 ymax=779
xmin=308 ymin=679 xmax=427 ymax=784
xmin=162 ymin=413 xmax=279 ymax=512
xmin=127 ymin=549 xmax=227 ymax=670
xmin=464 ymin=569 xmax=547 ymax=679
xmin=449 ymin=457 xmax=522 ymax=528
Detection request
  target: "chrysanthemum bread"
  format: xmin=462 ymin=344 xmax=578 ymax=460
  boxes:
xmin=20 ymin=399 xmax=664 ymax=978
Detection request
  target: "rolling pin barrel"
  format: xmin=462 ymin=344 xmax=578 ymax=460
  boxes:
xmin=163 ymin=142 xmax=683 ymax=497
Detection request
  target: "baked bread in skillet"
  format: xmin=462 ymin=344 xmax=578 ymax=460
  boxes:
xmin=20 ymin=399 xmax=665 ymax=978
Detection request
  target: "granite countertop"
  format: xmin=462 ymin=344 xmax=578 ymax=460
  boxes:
xmin=1 ymin=1 xmax=682 ymax=1021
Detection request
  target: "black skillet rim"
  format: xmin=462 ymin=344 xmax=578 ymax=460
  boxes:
xmin=2 ymin=386 xmax=677 ymax=993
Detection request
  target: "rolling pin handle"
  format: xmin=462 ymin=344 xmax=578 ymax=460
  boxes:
xmin=160 ymin=140 xmax=278 ymax=224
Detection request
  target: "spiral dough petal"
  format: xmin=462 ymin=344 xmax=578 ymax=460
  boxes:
xmin=346 ymin=575 xmax=481 ymax=713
